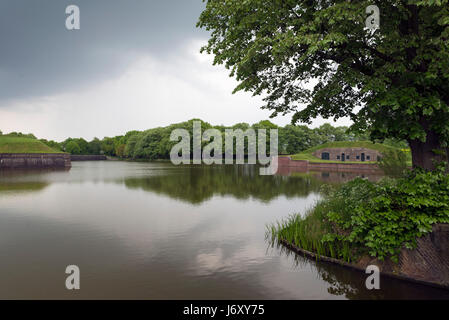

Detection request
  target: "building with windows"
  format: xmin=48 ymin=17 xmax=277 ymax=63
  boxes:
xmin=312 ymin=147 xmax=382 ymax=162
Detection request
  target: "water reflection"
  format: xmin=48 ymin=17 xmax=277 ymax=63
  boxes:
xmin=0 ymin=168 xmax=69 ymax=195
xmin=123 ymin=165 xmax=326 ymax=204
xmin=0 ymin=161 xmax=447 ymax=299
xmin=275 ymin=244 xmax=449 ymax=300
xmin=277 ymin=166 xmax=384 ymax=183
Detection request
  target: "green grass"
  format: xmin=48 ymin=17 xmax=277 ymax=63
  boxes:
xmin=290 ymin=141 xmax=402 ymax=164
xmin=0 ymin=136 xmax=63 ymax=154
xmin=267 ymin=198 xmax=355 ymax=263
xmin=269 ymin=166 xmax=449 ymax=263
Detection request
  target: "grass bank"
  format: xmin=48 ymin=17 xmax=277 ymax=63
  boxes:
xmin=268 ymin=165 xmax=449 ymax=263
xmin=0 ymin=136 xmax=63 ymax=154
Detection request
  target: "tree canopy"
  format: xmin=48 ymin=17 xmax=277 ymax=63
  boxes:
xmin=36 ymin=119 xmax=384 ymax=159
xmin=197 ymin=0 xmax=449 ymax=169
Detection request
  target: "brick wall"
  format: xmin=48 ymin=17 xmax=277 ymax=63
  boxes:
xmin=312 ymin=147 xmax=382 ymax=162
xmin=0 ymin=153 xmax=71 ymax=169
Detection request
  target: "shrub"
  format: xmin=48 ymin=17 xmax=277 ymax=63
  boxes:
xmin=270 ymin=164 xmax=449 ymax=263
xmin=378 ymin=150 xmax=408 ymax=177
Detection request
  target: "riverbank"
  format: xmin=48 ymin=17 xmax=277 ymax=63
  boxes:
xmin=0 ymin=153 xmax=71 ymax=169
xmin=278 ymin=223 xmax=449 ymax=290
xmin=269 ymin=166 xmax=449 ymax=290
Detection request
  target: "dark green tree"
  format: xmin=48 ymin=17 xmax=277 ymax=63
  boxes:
xmin=75 ymin=138 xmax=89 ymax=155
xmin=198 ymin=0 xmax=449 ymax=169
xmin=101 ymin=137 xmax=115 ymax=156
xmin=88 ymin=138 xmax=102 ymax=155
xmin=65 ymin=141 xmax=81 ymax=155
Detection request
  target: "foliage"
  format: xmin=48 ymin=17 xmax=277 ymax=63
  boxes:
xmin=378 ymin=149 xmax=409 ymax=177
xmin=39 ymin=139 xmax=63 ymax=152
xmin=7 ymin=120 xmax=407 ymax=158
xmin=270 ymin=165 xmax=449 ymax=262
xmin=3 ymin=132 xmax=37 ymax=139
xmin=198 ymin=0 xmax=449 ymax=168
xmin=125 ymin=164 xmax=328 ymax=204
xmin=267 ymin=202 xmax=355 ymax=262
xmin=65 ymin=141 xmax=81 ymax=155
xmin=88 ymin=138 xmax=102 ymax=155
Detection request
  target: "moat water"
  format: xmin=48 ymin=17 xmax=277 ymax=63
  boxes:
xmin=0 ymin=161 xmax=448 ymax=299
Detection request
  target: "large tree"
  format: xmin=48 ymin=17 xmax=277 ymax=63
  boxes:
xmin=198 ymin=0 xmax=449 ymax=169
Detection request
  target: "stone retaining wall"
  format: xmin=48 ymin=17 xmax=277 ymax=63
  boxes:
xmin=0 ymin=153 xmax=71 ymax=169
xmin=357 ymin=224 xmax=449 ymax=288
xmin=281 ymin=224 xmax=449 ymax=289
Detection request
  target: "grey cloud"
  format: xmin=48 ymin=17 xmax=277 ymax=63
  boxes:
xmin=0 ymin=0 xmax=206 ymax=103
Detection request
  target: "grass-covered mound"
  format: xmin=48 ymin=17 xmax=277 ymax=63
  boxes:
xmin=268 ymin=165 xmax=449 ymax=263
xmin=290 ymin=141 xmax=403 ymax=164
xmin=0 ymin=136 xmax=62 ymax=154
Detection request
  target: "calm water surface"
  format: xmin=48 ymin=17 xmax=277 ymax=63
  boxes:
xmin=0 ymin=161 xmax=448 ymax=299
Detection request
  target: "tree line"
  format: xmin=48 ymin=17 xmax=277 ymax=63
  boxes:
xmin=1 ymin=119 xmax=407 ymax=159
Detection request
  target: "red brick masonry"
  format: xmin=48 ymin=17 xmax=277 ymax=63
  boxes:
xmin=282 ymin=224 xmax=449 ymax=289
xmin=0 ymin=153 xmax=71 ymax=169
xmin=312 ymin=147 xmax=382 ymax=162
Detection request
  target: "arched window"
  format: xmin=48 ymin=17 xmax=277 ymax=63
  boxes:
xmin=321 ymin=152 xmax=330 ymax=160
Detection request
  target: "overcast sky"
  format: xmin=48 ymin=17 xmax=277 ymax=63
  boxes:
xmin=0 ymin=0 xmax=351 ymax=141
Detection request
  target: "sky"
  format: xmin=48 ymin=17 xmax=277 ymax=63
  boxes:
xmin=0 ymin=0 xmax=351 ymax=141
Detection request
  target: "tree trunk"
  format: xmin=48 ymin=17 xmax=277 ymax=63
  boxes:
xmin=408 ymin=129 xmax=446 ymax=171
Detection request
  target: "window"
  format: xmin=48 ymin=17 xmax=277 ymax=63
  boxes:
xmin=346 ymin=155 xmax=350 ymax=160
xmin=356 ymin=156 xmax=360 ymax=160
xmin=321 ymin=152 xmax=330 ymax=160
xmin=337 ymin=155 xmax=340 ymax=160
xmin=367 ymin=155 xmax=371 ymax=160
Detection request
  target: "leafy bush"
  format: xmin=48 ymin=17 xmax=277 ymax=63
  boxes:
xmin=378 ymin=149 xmax=409 ymax=177
xmin=270 ymin=165 xmax=449 ymax=263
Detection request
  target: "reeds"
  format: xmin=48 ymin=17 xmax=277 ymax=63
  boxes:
xmin=267 ymin=200 xmax=356 ymax=263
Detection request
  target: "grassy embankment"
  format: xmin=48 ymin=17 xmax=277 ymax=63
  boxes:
xmin=269 ymin=141 xmax=446 ymax=264
xmin=268 ymin=164 xmax=449 ymax=264
xmin=0 ymin=136 xmax=63 ymax=154
xmin=290 ymin=141 xmax=408 ymax=164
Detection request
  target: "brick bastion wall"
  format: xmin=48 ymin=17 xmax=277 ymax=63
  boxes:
xmin=282 ymin=224 xmax=449 ymax=289
xmin=0 ymin=153 xmax=71 ymax=169
xmin=312 ymin=147 xmax=382 ymax=162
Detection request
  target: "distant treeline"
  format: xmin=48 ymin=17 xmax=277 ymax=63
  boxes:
xmin=1 ymin=120 xmax=408 ymax=159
